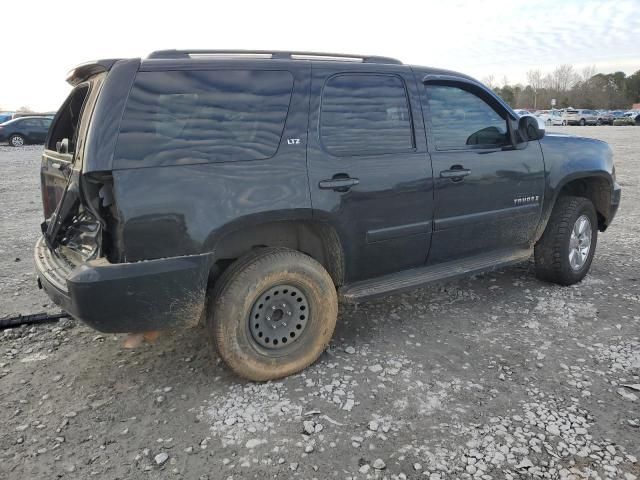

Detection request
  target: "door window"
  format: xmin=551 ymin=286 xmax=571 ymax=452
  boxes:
xmin=320 ymin=74 xmax=413 ymax=155
xmin=426 ymin=85 xmax=508 ymax=150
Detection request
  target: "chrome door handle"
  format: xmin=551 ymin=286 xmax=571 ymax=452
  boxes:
xmin=318 ymin=177 xmax=359 ymax=192
xmin=440 ymin=167 xmax=471 ymax=181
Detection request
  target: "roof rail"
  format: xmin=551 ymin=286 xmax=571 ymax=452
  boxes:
xmin=147 ymin=50 xmax=402 ymax=65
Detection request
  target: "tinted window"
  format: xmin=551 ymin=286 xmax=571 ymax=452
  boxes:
xmin=320 ymin=74 xmax=413 ymax=155
xmin=426 ymin=85 xmax=508 ymax=150
xmin=116 ymin=70 xmax=293 ymax=167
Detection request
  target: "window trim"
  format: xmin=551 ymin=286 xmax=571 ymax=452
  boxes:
xmin=319 ymin=72 xmax=417 ymax=157
xmin=422 ymin=76 xmax=517 ymax=152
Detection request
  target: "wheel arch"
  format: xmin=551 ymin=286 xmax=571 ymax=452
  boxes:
xmin=208 ymin=218 xmax=345 ymax=287
xmin=552 ymin=174 xmax=613 ymax=231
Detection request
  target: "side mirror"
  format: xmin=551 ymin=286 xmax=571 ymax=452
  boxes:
xmin=56 ymin=137 xmax=69 ymax=154
xmin=517 ymin=115 xmax=545 ymax=142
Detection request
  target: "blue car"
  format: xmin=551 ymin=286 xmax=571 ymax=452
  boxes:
xmin=0 ymin=116 xmax=53 ymax=147
xmin=0 ymin=112 xmax=14 ymax=123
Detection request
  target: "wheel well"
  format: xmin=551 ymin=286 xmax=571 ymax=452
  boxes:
xmin=558 ymin=177 xmax=610 ymax=230
xmin=211 ymin=221 xmax=345 ymax=286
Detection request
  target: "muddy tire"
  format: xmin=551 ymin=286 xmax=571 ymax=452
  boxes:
xmin=206 ymin=247 xmax=337 ymax=381
xmin=9 ymin=134 xmax=25 ymax=147
xmin=534 ymin=196 xmax=598 ymax=286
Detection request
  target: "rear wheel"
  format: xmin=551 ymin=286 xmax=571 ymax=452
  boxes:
xmin=534 ymin=196 xmax=598 ymax=286
xmin=206 ymin=247 xmax=338 ymax=381
xmin=562 ymin=120 xmax=567 ymax=126
xmin=9 ymin=134 xmax=25 ymax=147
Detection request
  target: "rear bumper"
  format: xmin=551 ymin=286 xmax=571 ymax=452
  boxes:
xmin=35 ymin=236 xmax=210 ymax=333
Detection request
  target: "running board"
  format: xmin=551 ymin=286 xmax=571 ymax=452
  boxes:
xmin=339 ymin=247 xmax=532 ymax=302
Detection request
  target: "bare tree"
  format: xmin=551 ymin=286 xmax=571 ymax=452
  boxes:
xmin=580 ymin=65 xmax=597 ymax=83
xmin=551 ymin=65 xmax=578 ymax=92
xmin=482 ymin=75 xmax=496 ymax=89
xmin=526 ymin=70 xmax=544 ymax=91
xmin=526 ymin=70 xmax=544 ymax=108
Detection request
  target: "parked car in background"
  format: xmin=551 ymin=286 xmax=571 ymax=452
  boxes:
xmin=624 ymin=111 xmax=640 ymax=125
xmin=595 ymin=111 xmax=614 ymax=125
xmin=12 ymin=112 xmax=56 ymax=119
xmin=562 ymin=109 xmax=598 ymax=126
xmin=513 ymin=109 xmax=531 ymax=116
xmin=536 ymin=110 xmax=564 ymax=126
xmin=0 ymin=116 xmax=53 ymax=146
xmin=0 ymin=112 xmax=15 ymax=123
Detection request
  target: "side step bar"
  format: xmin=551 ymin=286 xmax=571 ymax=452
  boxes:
xmin=339 ymin=247 xmax=532 ymax=302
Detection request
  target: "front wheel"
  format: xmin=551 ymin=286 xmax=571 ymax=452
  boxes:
xmin=534 ymin=196 xmax=598 ymax=286
xmin=9 ymin=134 xmax=25 ymax=147
xmin=206 ymin=247 xmax=338 ymax=381
xmin=562 ymin=120 xmax=567 ymax=126
xmin=579 ymin=118 xmax=586 ymax=126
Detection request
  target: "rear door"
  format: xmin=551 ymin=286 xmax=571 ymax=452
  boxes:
xmin=420 ymin=78 xmax=545 ymax=264
xmin=307 ymin=65 xmax=434 ymax=282
xmin=41 ymin=76 xmax=103 ymax=235
xmin=19 ymin=119 xmax=39 ymax=142
xmin=34 ymin=118 xmax=51 ymax=142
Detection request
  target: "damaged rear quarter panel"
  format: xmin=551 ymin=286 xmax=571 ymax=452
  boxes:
xmin=67 ymin=253 xmax=210 ymax=332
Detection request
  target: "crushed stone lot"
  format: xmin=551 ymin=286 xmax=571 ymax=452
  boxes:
xmin=1 ymin=126 xmax=639 ymax=479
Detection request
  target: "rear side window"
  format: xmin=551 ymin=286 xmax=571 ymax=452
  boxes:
xmin=320 ymin=74 xmax=413 ymax=156
xmin=426 ymin=84 xmax=508 ymax=150
xmin=115 ymin=70 xmax=293 ymax=167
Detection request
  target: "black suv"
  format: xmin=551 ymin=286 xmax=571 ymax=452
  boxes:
xmin=35 ymin=50 xmax=621 ymax=380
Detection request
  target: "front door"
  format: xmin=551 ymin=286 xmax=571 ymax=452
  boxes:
xmin=421 ymin=80 xmax=545 ymax=264
xmin=307 ymin=66 xmax=434 ymax=282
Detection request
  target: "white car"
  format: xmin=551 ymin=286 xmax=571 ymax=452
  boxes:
xmin=624 ymin=111 xmax=640 ymax=125
xmin=562 ymin=109 xmax=598 ymax=126
xmin=536 ymin=110 xmax=564 ymax=126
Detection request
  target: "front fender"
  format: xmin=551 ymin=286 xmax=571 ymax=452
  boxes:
xmin=536 ymin=134 xmax=616 ymax=237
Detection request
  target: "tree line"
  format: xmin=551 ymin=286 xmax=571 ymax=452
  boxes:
xmin=484 ymin=65 xmax=640 ymax=110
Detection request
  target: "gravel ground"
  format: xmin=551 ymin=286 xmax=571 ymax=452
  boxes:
xmin=0 ymin=127 xmax=639 ymax=480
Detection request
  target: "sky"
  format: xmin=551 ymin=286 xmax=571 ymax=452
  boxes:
xmin=2 ymin=0 xmax=639 ymax=112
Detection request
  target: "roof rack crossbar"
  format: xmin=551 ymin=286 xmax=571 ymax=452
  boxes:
xmin=147 ymin=50 xmax=402 ymax=65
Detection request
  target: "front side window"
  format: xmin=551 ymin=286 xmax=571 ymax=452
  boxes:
xmin=320 ymin=74 xmax=413 ymax=155
xmin=116 ymin=70 xmax=294 ymax=167
xmin=426 ymin=84 xmax=508 ymax=150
